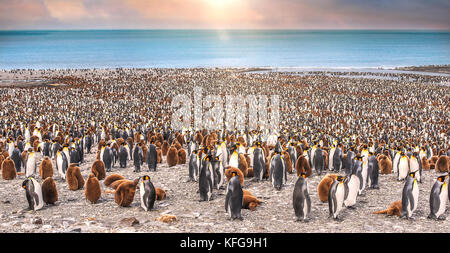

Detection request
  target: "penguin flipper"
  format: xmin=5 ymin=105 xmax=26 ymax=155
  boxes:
xmin=225 ymin=188 xmax=231 ymax=213
xmin=30 ymin=192 xmax=40 ymax=209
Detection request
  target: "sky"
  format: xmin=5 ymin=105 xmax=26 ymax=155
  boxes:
xmin=0 ymin=0 xmax=449 ymax=30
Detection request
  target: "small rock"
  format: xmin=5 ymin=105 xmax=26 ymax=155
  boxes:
xmin=32 ymin=217 xmax=43 ymax=225
xmin=70 ymin=228 xmax=82 ymax=233
xmin=2 ymin=200 xmax=10 ymax=204
xmin=120 ymin=217 xmax=140 ymax=227
xmin=42 ymin=225 xmax=52 ymax=229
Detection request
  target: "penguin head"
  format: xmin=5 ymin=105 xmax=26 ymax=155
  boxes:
xmin=21 ymin=180 xmax=28 ymax=189
xmin=142 ymin=175 xmax=150 ymax=181
xmin=336 ymin=176 xmax=345 ymax=182
xmin=436 ymin=174 xmax=447 ymax=183
xmin=409 ymin=171 xmax=416 ymax=178
xmin=299 ymin=172 xmax=307 ymax=179
xmin=231 ymin=171 xmax=237 ymax=178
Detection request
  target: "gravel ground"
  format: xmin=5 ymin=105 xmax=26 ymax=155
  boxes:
xmin=1 ymin=145 xmax=449 ymax=233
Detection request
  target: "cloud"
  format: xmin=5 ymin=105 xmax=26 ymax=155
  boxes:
xmin=0 ymin=0 xmax=448 ymax=30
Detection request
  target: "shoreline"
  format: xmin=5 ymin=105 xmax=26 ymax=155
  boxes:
xmin=1 ymin=66 xmax=450 ymax=88
xmin=1 ymin=65 xmax=449 ymax=74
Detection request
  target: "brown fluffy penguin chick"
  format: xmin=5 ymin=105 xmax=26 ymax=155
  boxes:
xmin=317 ymin=174 xmax=338 ymax=202
xmin=176 ymin=134 xmax=185 ymax=145
xmin=155 ymin=187 xmax=166 ymax=200
xmin=161 ymin=141 xmax=169 ymax=156
xmin=238 ymin=153 xmax=249 ymax=177
xmin=2 ymin=150 xmax=9 ymax=158
xmin=0 ymin=155 xmax=4 ymax=170
xmin=91 ymin=159 xmax=106 ymax=180
xmin=377 ymin=155 xmax=392 ymax=174
xmin=225 ymin=167 xmax=244 ymax=186
xmin=247 ymin=167 xmax=254 ymax=177
xmin=114 ymin=178 xmax=139 ymax=207
xmin=156 ymin=148 xmax=162 ymax=163
xmin=243 ymin=189 xmax=253 ymax=196
xmin=195 ymin=132 xmax=203 ymax=145
xmin=243 ymin=194 xmax=263 ymax=211
xmin=435 ymin=156 xmax=449 ymax=173
xmin=104 ymin=174 xmax=125 ymax=187
xmin=66 ymin=164 xmax=84 ymax=191
xmin=174 ymin=141 xmax=182 ymax=151
xmin=283 ymin=151 xmax=293 ymax=174
xmin=373 ymin=200 xmax=402 ymax=216
xmin=177 ymin=148 xmax=187 ymax=164
xmin=41 ymin=177 xmax=58 ymax=205
xmin=244 ymin=154 xmax=251 ymax=170
xmin=85 ymin=173 xmax=101 ymax=204
xmin=421 ymin=156 xmax=430 ymax=171
xmin=142 ymin=143 xmax=148 ymax=162
xmin=39 ymin=156 xmax=53 ymax=180
xmin=429 ymin=155 xmax=438 ymax=170
xmin=1 ymin=157 xmax=16 ymax=180
xmin=109 ymin=179 xmax=130 ymax=190
xmin=295 ymin=155 xmax=312 ymax=177
xmin=166 ymin=146 xmax=179 ymax=167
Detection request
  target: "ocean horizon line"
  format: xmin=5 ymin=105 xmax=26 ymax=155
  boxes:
xmin=1 ymin=28 xmax=450 ymax=32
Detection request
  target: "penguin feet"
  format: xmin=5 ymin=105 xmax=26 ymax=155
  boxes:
xmin=437 ymin=215 xmax=446 ymax=221
xmin=297 ymin=217 xmax=310 ymax=223
xmin=346 ymin=205 xmax=356 ymax=209
xmin=370 ymin=185 xmax=380 ymax=190
xmin=334 ymin=216 xmax=344 ymax=222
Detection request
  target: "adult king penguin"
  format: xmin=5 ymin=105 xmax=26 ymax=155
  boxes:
xmin=25 ymin=148 xmax=36 ymax=177
xmin=22 ymin=177 xmax=44 ymax=211
xmin=118 ymin=142 xmax=128 ymax=168
xmin=270 ymin=141 xmax=287 ymax=190
xmin=428 ymin=175 xmax=448 ymax=220
xmin=139 ymin=175 xmax=156 ymax=211
xmin=293 ymin=172 xmax=311 ymax=222
xmin=397 ymin=151 xmax=410 ymax=181
xmin=146 ymin=141 xmax=157 ymax=171
xmin=400 ymin=171 xmax=419 ymax=219
xmin=252 ymin=141 xmax=266 ymax=181
xmin=56 ymin=148 xmax=68 ymax=181
xmin=188 ymin=149 xmax=200 ymax=182
xmin=328 ymin=175 xmax=348 ymax=220
xmin=225 ymin=172 xmax=244 ymax=220
xmin=199 ymin=153 xmax=214 ymax=201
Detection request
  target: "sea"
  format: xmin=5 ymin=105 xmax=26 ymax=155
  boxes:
xmin=0 ymin=30 xmax=449 ymax=70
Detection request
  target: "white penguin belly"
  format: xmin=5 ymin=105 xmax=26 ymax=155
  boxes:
xmin=335 ymin=183 xmax=345 ymax=217
xmin=139 ymin=181 xmax=147 ymax=211
xmin=344 ymin=176 xmax=359 ymax=207
xmin=26 ymin=154 xmax=36 ymax=177
xmin=361 ymin=161 xmax=368 ymax=190
xmin=329 ymin=148 xmax=335 ymax=170
xmin=229 ymin=153 xmax=239 ymax=168
xmin=303 ymin=198 xmax=309 ymax=219
xmin=410 ymin=159 xmax=420 ymax=181
xmin=393 ymin=154 xmax=400 ymax=173
xmin=398 ymin=159 xmax=409 ymax=180
xmin=57 ymin=155 xmax=65 ymax=179
xmin=411 ymin=181 xmax=419 ymax=214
